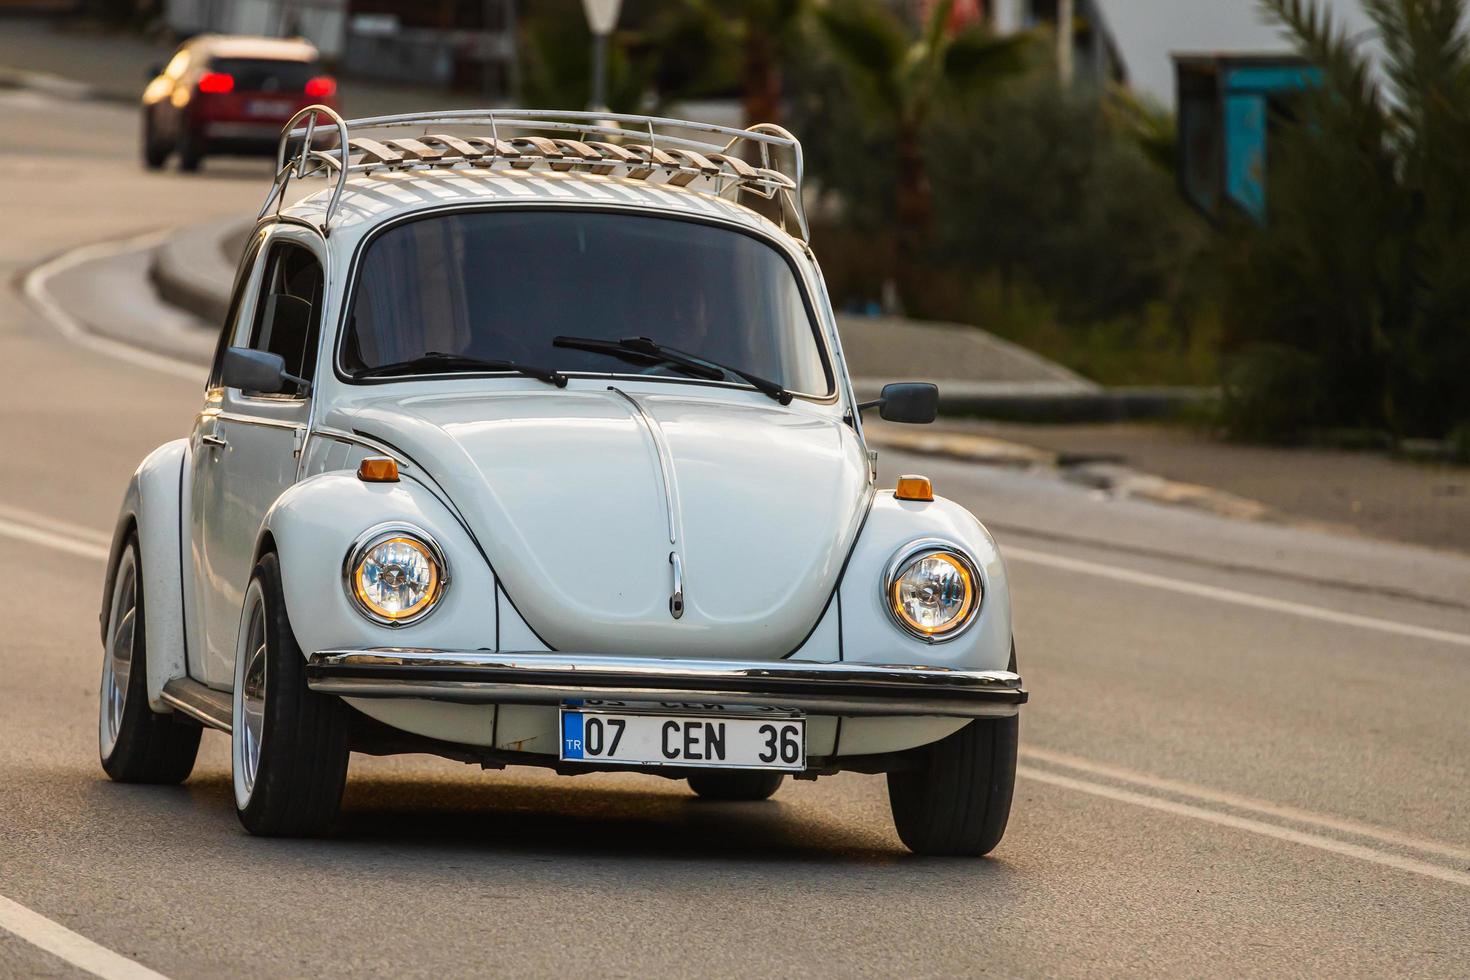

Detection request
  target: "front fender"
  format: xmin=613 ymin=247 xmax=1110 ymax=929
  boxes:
xmin=101 ymin=439 xmax=189 ymax=711
xmin=260 ymin=473 xmax=498 ymax=657
xmin=837 ymin=491 xmax=1012 ymax=672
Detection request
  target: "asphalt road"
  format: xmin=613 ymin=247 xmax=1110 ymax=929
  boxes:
xmin=1 ymin=88 xmax=1468 ymax=979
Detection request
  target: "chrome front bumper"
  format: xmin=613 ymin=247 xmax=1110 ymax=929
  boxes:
xmin=305 ymin=650 xmax=1027 ymax=718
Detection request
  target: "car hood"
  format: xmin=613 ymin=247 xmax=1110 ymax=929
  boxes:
xmin=327 ymin=386 xmax=871 ymax=659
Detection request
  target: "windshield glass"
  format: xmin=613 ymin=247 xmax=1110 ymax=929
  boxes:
xmin=341 ymin=210 xmax=832 ymax=396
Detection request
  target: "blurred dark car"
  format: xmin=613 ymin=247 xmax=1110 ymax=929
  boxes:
xmin=141 ymin=34 xmax=338 ymax=172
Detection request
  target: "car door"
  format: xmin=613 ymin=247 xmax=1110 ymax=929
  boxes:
xmin=189 ymin=229 xmax=326 ymax=687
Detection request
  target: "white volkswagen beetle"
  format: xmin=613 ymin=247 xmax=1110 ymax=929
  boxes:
xmin=98 ymin=107 xmax=1027 ymax=854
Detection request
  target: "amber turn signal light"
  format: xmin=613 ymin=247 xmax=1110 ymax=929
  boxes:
xmin=357 ymin=456 xmax=399 ymax=483
xmin=894 ymin=474 xmax=933 ymax=501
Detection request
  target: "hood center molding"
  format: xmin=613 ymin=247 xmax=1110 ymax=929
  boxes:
xmin=607 ymin=387 xmax=686 ymax=620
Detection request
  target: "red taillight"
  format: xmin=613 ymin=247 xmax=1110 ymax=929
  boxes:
xmin=197 ymin=72 xmax=234 ymax=94
xmin=304 ymin=76 xmax=337 ymax=98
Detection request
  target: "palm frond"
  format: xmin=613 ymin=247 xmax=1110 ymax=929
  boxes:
xmin=814 ymin=0 xmax=909 ymax=117
xmin=1258 ymin=0 xmax=1385 ymax=117
xmin=942 ymin=27 xmax=1035 ymax=86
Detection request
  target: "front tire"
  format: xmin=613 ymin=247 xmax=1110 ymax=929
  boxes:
xmin=687 ymin=770 xmax=785 ymax=801
xmin=99 ymin=536 xmax=201 ymax=783
xmin=232 ymin=552 xmax=350 ymax=837
xmin=887 ymin=715 xmax=1018 ymax=856
xmin=141 ymin=112 xmax=168 ymax=170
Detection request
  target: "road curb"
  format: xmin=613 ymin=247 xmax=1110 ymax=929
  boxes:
xmin=148 ymin=216 xmax=244 ymax=326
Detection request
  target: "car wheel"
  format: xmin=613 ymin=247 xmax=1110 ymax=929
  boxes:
xmin=687 ymin=770 xmax=785 ymax=801
xmin=177 ymin=127 xmax=203 ymax=172
xmin=232 ymin=552 xmax=350 ymax=837
xmin=886 ymin=715 xmax=1018 ymax=856
xmin=141 ymin=114 xmax=168 ymax=170
xmin=99 ymin=536 xmax=201 ymax=783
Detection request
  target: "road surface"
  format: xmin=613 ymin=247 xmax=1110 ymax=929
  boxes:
xmin=0 ymin=88 xmax=1467 ymax=978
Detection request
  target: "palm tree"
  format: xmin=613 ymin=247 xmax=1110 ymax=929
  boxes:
xmin=815 ymin=0 xmax=1032 ymax=253
xmin=650 ymin=1 xmax=806 ymax=127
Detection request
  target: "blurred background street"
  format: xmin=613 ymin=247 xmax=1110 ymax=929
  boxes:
xmin=0 ymin=0 xmax=1467 ymax=977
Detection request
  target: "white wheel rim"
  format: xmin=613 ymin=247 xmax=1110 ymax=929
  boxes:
xmin=232 ymin=583 xmax=268 ymax=809
xmin=99 ymin=550 xmax=138 ymax=761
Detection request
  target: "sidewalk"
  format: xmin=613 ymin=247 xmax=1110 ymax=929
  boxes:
xmin=877 ymin=417 xmax=1470 ymax=556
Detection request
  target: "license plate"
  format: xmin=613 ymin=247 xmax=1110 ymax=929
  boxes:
xmin=247 ymin=99 xmax=292 ymax=117
xmin=560 ymin=705 xmax=805 ymax=771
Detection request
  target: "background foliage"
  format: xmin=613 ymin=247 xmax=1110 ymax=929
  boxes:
xmin=1223 ymin=0 xmax=1470 ymax=441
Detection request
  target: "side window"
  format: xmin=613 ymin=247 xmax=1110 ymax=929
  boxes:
xmin=247 ymin=242 xmax=324 ymax=391
xmin=207 ymin=232 xmax=264 ymax=390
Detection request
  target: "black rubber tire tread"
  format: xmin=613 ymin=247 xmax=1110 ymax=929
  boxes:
xmin=141 ymin=115 xmax=168 ymax=170
xmin=236 ymin=552 xmax=350 ymax=837
xmin=687 ymin=770 xmax=786 ymax=801
xmin=101 ymin=537 xmax=201 ymax=784
xmin=886 ymin=715 xmax=1018 ymax=857
xmin=177 ymin=126 xmax=202 ymax=172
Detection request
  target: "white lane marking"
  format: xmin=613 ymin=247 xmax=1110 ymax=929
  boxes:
xmin=0 ymin=893 xmax=169 ymax=980
xmin=1005 ymin=544 xmax=1470 ymax=650
xmin=1023 ymin=746 xmax=1470 ymax=865
xmin=0 ymin=515 xmax=109 ymax=561
xmin=0 ymin=502 xmax=112 ymax=546
xmin=1017 ymin=766 xmax=1470 ymax=889
xmin=22 ymin=231 xmax=204 ymax=382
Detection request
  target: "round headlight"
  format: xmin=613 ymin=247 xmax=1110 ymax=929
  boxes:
xmin=344 ymin=525 xmax=448 ymax=625
xmin=884 ymin=543 xmax=981 ymax=640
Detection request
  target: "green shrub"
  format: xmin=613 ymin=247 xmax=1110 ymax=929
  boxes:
xmin=926 ymin=76 xmax=1204 ymax=324
xmin=1220 ymin=344 xmax=1324 ymax=441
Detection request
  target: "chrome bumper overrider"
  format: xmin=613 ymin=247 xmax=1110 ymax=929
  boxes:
xmin=305 ymin=650 xmax=1027 ymax=718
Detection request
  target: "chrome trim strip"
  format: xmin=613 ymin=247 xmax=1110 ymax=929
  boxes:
xmin=306 ymin=650 xmax=1026 ymax=719
xmin=160 ymin=677 xmax=232 ymax=732
xmin=607 ymin=386 xmax=679 ymax=546
xmin=669 ymin=551 xmax=684 ymax=620
xmin=217 ymin=411 xmax=307 ymax=431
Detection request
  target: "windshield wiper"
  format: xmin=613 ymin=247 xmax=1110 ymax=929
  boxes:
xmin=356 ymin=352 xmax=567 ymax=387
xmin=553 ymin=335 xmax=792 ymax=405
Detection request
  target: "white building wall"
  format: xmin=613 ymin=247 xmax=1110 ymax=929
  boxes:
xmin=163 ymin=0 xmax=346 ymax=59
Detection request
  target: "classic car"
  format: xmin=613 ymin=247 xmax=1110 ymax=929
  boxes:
xmin=98 ymin=107 xmax=1027 ymax=855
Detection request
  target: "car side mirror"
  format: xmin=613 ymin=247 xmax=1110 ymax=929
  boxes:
xmin=859 ymin=382 xmax=938 ymax=424
xmin=221 ymin=347 xmax=308 ymax=396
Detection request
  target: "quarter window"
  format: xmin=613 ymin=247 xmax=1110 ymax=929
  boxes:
xmin=248 ymin=242 xmax=324 ymax=389
xmin=207 ymin=231 xmax=265 ymax=390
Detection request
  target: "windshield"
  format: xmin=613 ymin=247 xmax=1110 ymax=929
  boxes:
xmin=341 ymin=210 xmax=832 ymax=396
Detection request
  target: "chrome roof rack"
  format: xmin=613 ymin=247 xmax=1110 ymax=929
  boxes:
xmin=259 ymin=105 xmax=808 ymax=241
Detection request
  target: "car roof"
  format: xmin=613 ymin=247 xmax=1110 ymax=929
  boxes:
xmin=187 ymin=34 xmax=319 ymax=62
xmin=277 ymin=168 xmax=798 ymax=249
